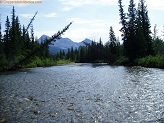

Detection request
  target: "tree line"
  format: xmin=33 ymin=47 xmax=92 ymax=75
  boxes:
xmin=54 ymin=26 xmax=120 ymax=63
xmin=0 ymin=0 xmax=164 ymax=70
xmin=0 ymin=7 xmax=49 ymax=69
xmin=56 ymin=0 xmax=164 ymax=67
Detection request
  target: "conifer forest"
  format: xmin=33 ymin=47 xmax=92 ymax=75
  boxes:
xmin=0 ymin=0 xmax=164 ymax=71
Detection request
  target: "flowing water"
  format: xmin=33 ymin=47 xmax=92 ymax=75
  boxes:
xmin=0 ymin=63 xmax=164 ymax=123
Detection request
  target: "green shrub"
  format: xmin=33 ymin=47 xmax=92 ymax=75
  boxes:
xmin=56 ymin=60 xmax=71 ymax=65
xmin=115 ymin=57 xmax=129 ymax=65
xmin=42 ymin=58 xmax=55 ymax=66
xmin=136 ymin=56 xmax=164 ymax=69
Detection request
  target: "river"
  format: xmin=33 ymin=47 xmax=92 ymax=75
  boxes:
xmin=0 ymin=63 xmax=164 ymax=123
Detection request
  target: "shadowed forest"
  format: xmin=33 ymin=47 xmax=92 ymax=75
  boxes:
xmin=0 ymin=0 xmax=164 ymax=71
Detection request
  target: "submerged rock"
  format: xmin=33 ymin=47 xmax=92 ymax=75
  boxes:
xmin=31 ymin=108 xmax=40 ymax=115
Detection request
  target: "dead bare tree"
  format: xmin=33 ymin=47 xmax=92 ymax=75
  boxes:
xmin=9 ymin=21 xmax=73 ymax=70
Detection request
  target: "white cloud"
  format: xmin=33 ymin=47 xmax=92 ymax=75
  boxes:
xmin=19 ymin=14 xmax=34 ymax=18
xmin=63 ymin=28 xmax=109 ymax=42
xmin=20 ymin=12 xmax=57 ymax=18
xmin=122 ymin=0 xmax=164 ymax=11
xmin=59 ymin=0 xmax=117 ymax=7
xmin=67 ymin=17 xmax=108 ymax=28
xmin=147 ymin=0 xmax=164 ymax=11
xmin=0 ymin=4 xmax=28 ymax=8
xmin=43 ymin=13 xmax=57 ymax=18
xmin=59 ymin=0 xmax=164 ymax=11
xmin=64 ymin=17 xmax=122 ymax=43
xmin=62 ymin=7 xmax=73 ymax=11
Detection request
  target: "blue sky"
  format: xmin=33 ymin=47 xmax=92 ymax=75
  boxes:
xmin=1 ymin=0 xmax=164 ymax=43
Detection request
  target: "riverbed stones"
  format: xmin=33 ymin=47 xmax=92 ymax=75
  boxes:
xmin=0 ymin=118 xmax=6 ymax=123
xmin=50 ymin=112 xmax=57 ymax=117
xmin=1 ymin=65 xmax=164 ymax=122
xmin=31 ymin=108 xmax=40 ymax=115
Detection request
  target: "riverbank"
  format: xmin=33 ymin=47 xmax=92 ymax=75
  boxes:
xmin=1 ymin=55 xmax=164 ymax=72
xmin=115 ymin=55 xmax=164 ymax=69
xmin=0 ymin=57 xmax=73 ymax=72
xmin=24 ymin=57 xmax=73 ymax=68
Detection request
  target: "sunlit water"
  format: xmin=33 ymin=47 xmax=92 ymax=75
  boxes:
xmin=0 ymin=64 xmax=164 ymax=123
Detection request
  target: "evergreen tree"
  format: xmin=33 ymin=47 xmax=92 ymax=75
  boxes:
xmin=9 ymin=6 xmax=17 ymax=60
xmin=153 ymin=24 xmax=157 ymax=40
xmin=59 ymin=50 xmax=63 ymax=59
xmin=98 ymin=38 xmax=104 ymax=61
xmin=79 ymin=46 xmax=86 ymax=62
xmin=30 ymin=24 xmax=35 ymax=50
xmin=109 ymin=26 xmax=120 ymax=62
xmin=15 ymin=16 xmax=21 ymax=55
xmin=67 ymin=48 xmax=71 ymax=59
xmin=0 ymin=14 xmax=2 ymax=42
xmin=153 ymin=37 xmax=164 ymax=55
xmin=126 ymin=0 xmax=137 ymax=61
xmin=4 ymin=16 xmax=11 ymax=60
xmin=138 ymin=0 xmax=153 ymax=55
xmin=70 ymin=46 xmax=75 ymax=61
xmin=104 ymin=27 xmax=120 ymax=63
xmin=25 ymin=31 xmax=31 ymax=51
xmin=135 ymin=5 xmax=147 ymax=58
xmin=0 ymin=15 xmax=6 ymax=66
xmin=21 ymin=25 xmax=26 ymax=53
xmin=118 ymin=0 xmax=127 ymax=42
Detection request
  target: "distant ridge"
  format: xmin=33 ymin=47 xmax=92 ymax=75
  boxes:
xmin=38 ymin=35 xmax=92 ymax=54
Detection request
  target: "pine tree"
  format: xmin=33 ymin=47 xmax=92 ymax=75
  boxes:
xmin=4 ymin=16 xmax=11 ymax=59
xmin=135 ymin=18 xmax=147 ymax=58
xmin=105 ymin=26 xmax=120 ymax=63
xmin=30 ymin=24 xmax=35 ymax=50
xmin=59 ymin=50 xmax=63 ymax=59
xmin=138 ymin=0 xmax=153 ymax=55
xmin=21 ymin=25 xmax=26 ymax=53
xmin=118 ymin=0 xmax=130 ymax=60
xmin=0 ymin=15 xmax=7 ymax=66
xmin=70 ymin=46 xmax=75 ymax=61
xmin=79 ymin=46 xmax=86 ymax=62
xmin=15 ymin=16 xmax=22 ymax=56
xmin=98 ymin=38 xmax=104 ymax=61
xmin=9 ymin=6 xmax=17 ymax=60
xmin=126 ymin=0 xmax=137 ymax=61
xmin=118 ymin=0 xmax=127 ymax=42
xmin=153 ymin=24 xmax=157 ymax=40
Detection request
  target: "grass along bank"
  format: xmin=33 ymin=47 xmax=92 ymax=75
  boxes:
xmin=23 ymin=57 xmax=72 ymax=68
xmin=136 ymin=56 xmax=164 ymax=69
xmin=115 ymin=55 xmax=164 ymax=69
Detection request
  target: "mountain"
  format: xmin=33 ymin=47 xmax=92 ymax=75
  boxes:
xmin=38 ymin=35 xmax=92 ymax=54
xmin=37 ymin=34 xmax=50 ymax=43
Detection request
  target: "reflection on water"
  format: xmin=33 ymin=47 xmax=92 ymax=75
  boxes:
xmin=0 ymin=64 xmax=163 ymax=123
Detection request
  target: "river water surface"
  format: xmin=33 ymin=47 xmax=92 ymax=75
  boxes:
xmin=0 ymin=64 xmax=164 ymax=123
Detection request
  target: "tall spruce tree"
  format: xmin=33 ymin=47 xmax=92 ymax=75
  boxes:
xmin=118 ymin=0 xmax=153 ymax=62
xmin=30 ymin=24 xmax=35 ymax=50
xmin=98 ymin=38 xmax=104 ymax=61
xmin=0 ymin=15 xmax=6 ymax=66
xmin=4 ymin=16 xmax=11 ymax=60
xmin=118 ymin=0 xmax=128 ymax=58
xmin=109 ymin=26 xmax=117 ymax=55
xmin=15 ymin=16 xmax=21 ymax=55
xmin=21 ymin=25 xmax=26 ymax=53
xmin=126 ymin=0 xmax=137 ymax=61
xmin=9 ymin=6 xmax=17 ymax=60
xmin=138 ymin=0 xmax=153 ymax=55
xmin=106 ymin=26 xmax=120 ymax=63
